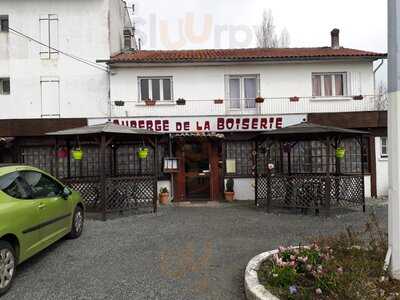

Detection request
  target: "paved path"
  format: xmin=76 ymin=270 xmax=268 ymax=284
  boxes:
xmin=4 ymin=202 xmax=387 ymax=300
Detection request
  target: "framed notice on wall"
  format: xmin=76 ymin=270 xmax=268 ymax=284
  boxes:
xmin=226 ymin=159 xmax=236 ymax=174
xmin=164 ymin=157 xmax=179 ymax=173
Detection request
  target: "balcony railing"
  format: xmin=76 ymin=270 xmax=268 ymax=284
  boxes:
xmin=111 ymin=95 xmax=386 ymax=118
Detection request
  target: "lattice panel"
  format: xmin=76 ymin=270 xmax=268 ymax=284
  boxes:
xmin=256 ymin=174 xmax=364 ymax=212
xmin=105 ymin=176 xmax=155 ymax=212
xmin=63 ymin=178 xmax=101 ymax=212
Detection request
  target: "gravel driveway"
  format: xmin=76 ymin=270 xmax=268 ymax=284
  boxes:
xmin=3 ymin=201 xmax=388 ymax=300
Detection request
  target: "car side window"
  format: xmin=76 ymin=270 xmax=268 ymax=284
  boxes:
xmin=0 ymin=172 xmax=32 ymax=199
xmin=20 ymin=171 xmax=63 ymax=199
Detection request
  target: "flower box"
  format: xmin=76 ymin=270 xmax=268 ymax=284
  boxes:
xmin=176 ymin=98 xmax=186 ymax=105
xmin=289 ymin=96 xmax=300 ymax=102
xmin=145 ymin=100 xmax=156 ymax=106
xmin=214 ymin=99 xmax=224 ymax=104
xmin=114 ymin=100 xmax=125 ymax=106
xmin=255 ymin=96 xmax=265 ymax=103
xmin=352 ymin=95 xmax=364 ymax=100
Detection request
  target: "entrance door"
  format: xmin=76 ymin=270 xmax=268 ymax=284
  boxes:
xmin=184 ymin=142 xmax=210 ymax=200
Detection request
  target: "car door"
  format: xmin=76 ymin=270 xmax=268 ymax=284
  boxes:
xmin=0 ymin=171 xmax=41 ymax=259
xmin=20 ymin=171 xmax=71 ymax=246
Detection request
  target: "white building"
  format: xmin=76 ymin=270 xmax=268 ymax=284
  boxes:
xmin=0 ymin=0 xmax=135 ymax=119
xmin=103 ymin=30 xmax=387 ymax=201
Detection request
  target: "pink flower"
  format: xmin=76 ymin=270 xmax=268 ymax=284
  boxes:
xmin=290 ymin=255 xmax=296 ymax=261
xmin=337 ymin=267 xmax=343 ymax=273
xmin=315 ymin=288 xmax=322 ymax=295
xmin=278 ymin=246 xmax=286 ymax=252
xmin=289 ymin=261 xmax=296 ymax=267
xmin=306 ymin=264 xmax=313 ymax=271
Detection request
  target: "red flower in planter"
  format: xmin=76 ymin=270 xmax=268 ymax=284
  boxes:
xmin=214 ymin=98 xmax=224 ymax=104
xmin=145 ymin=99 xmax=156 ymax=106
xmin=353 ymin=95 xmax=364 ymax=100
xmin=255 ymin=96 xmax=265 ymax=103
xmin=290 ymin=96 xmax=300 ymax=102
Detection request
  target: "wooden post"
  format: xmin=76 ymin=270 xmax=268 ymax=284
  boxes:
xmin=153 ymin=135 xmax=159 ymax=213
xmin=254 ymin=138 xmax=259 ymax=207
xmin=325 ymin=137 xmax=331 ymax=216
xmin=100 ymin=134 xmax=107 ymax=221
xmin=360 ymin=136 xmax=366 ymax=212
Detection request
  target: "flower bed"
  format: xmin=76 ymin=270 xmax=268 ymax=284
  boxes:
xmin=256 ymin=215 xmax=400 ymax=299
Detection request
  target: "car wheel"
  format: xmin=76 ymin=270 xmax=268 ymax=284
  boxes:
xmin=67 ymin=206 xmax=84 ymax=239
xmin=0 ymin=241 xmax=16 ymax=296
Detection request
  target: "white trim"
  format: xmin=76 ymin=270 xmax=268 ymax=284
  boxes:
xmin=312 ymin=72 xmax=348 ymax=97
xmin=138 ymin=76 xmax=173 ymax=102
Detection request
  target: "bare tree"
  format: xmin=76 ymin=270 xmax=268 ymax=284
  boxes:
xmin=375 ymin=81 xmax=388 ymax=111
xmin=256 ymin=9 xmax=290 ymax=48
xmin=279 ymin=27 xmax=290 ymax=48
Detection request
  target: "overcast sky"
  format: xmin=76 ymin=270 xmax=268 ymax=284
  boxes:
xmin=128 ymin=0 xmax=387 ymax=81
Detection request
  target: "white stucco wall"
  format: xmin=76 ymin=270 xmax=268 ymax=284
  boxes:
xmin=375 ymin=136 xmax=389 ymax=197
xmin=0 ymin=0 xmax=130 ymax=120
xmin=109 ymin=61 xmax=375 ymax=119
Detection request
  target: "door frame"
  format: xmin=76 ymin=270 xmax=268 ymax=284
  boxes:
xmin=174 ymin=138 xmax=222 ymax=202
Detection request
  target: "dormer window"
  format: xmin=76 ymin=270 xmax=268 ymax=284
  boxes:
xmin=123 ymin=29 xmax=132 ymax=50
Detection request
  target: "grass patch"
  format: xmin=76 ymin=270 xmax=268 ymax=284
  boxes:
xmin=257 ymin=213 xmax=400 ymax=299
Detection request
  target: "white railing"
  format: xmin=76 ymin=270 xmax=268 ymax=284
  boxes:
xmin=111 ymin=95 xmax=386 ymax=118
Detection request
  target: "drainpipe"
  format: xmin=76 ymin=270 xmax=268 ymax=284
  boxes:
xmin=373 ymin=59 xmax=385 ymax=96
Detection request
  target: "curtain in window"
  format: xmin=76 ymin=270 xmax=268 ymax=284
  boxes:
xmin=140 ymin=79 xmax=149 ymax=100
xmin=151 ymin=79 xmax=160 ymax=100
xmin=312 ymin=75 xmax=321 ymax=96
xmin=244 ymin=78 xmax=256 ymax=108
xmin=163 ymin=79 xmax=172 ymax=100
xmin=324 ymin=75 xmax=333 ymax=96
xmin=229 ymin=78 xmax=241 ymax=109
xmin=335 ymin=74 xmax=344 ymax=96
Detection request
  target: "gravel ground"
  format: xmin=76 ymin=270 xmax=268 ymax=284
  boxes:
xmin=3 ymin=201 xmax=388 ymax=300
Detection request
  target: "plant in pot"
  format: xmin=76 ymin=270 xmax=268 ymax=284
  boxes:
xmin=335 ymin=146 xmax=346 ymax=159
xmin=137 ymin=147 xmax=149 ymax=159
xmin=159 ymin=187 xmax=169 ymax=205
xmin=255 ymin=96 xmax=265 ymax=103
xmin=71 ymin=147 xmax=84 ymax=160
xmin=224 ymin=178 xmax=235 ymax=202
xmin=145 ymin=99 xmax=156 ymax=106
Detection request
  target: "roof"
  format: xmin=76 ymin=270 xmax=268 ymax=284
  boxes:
xmin=46 ymin=122 xmax=158 ymax=136
xmin=260 ymin=122 xmax=369 ymax=137
xmin=109 ymin=47 xmax=386 ymax=64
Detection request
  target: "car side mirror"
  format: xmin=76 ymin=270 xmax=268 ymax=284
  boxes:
xmin=62 ymin=187 xmax=72 ymax=199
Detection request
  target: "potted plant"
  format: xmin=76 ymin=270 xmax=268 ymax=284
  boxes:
xmin=138 ymin=147 xmax=149 ymax=159
xmin=335 ymin=147 xmax=346 ymax=159
xmin=71 ymin=147 xmax=84 ymax=160
xmin=114 ymin=100 xmax=125 ymax=106
xmin=224 ymin=178 xmax=235 ymax=202
xmin=214 ymin=98 xmax=223 ymax=104
xmin=145 ymin=99 xmax=156 ymax=106
xmin=353 ymin=95 xmax=364 ymax=100
xmin=290 ymin=96 xmax=300 ymax=102
xmin=159 ymin=187 xmax=169 ymax=205
xmin=176 ymin=98 xmax=186 ymax=105
xmin=255 ymin=96 xmax=265 ymax=103
xmin=57 ymin=147 xmax=68 ymax=159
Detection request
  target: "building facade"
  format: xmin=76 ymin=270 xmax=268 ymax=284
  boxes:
xmin=0 ymin=0 xmax=135 ymax=119
xmin=102 ymin=30 xmax=387 ymax=201
xmin=0 ymin=14 xmax=388 ymax=203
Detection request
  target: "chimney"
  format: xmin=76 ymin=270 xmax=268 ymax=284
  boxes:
xmin=331 ymin=28 xmax=340 ymax=49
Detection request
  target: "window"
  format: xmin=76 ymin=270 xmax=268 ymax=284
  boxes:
xmin=381 ymin=137 xmax=388 ymax=159
xmin=39 ymin=14 xmax=59 ymax=59
xmin=227 ymin=75 xmax=259 ymax=109
xmin=0 ymin=15 xmax=9 ymax=32
xmin=21 ymin=171 xmax=63 ymax=199
xmin=225 ymin=141 xmax=255 ymax=177
xmin=312 ymin=73 xmax=347 ymax=97
xmin=0 ymin=78 xmax=10 ymax=95
xmin=123 ymin=29 xmax=132 ymax=49
xmin=0 ymin=172 xmax=32 ymax=199
xmin=139 ymin=77 xmax=172 ymax=101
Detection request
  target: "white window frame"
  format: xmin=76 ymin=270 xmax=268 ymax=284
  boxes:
xmin=0 ymin=78 xmax=10 ymax=95
xmin=312 ymin=72 xmax=348 ymax=97
xmin=380 ymin=137 xmax=388 ymax=159
xmin=138 ymin=76 xmax=173 ymax=102
xmin=226 ymin=74 xmax=260 ymax=110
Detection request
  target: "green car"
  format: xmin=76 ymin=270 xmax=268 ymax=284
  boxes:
xmin=0 ymin=165 xmax=84 ymax=296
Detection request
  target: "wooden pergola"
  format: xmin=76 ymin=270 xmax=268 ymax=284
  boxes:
xmin=254 ymin=122 xmax=369 ymax=215
xmin=46 ymin=122 xmax=160 ymax=220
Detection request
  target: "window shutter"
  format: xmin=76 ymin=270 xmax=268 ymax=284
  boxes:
xmin=348 ymin=72 xmax=362 ymax=96
xmin=49 ymin=15 xmax=59 ymax=58
xmin=40 ymin=15 xmax=50 ymax=59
